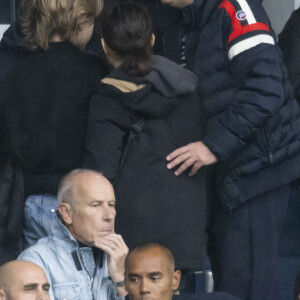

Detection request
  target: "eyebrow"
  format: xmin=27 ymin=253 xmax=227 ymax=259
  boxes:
xmin=24 ymin=283 xmax=38 ymax=289
xmin=128 ymin=273 xmax=141 ymax=277
xmin=128 ymin=272 xmax=163 ymax=277
xmin=149 ymin=272 xmax=163 ymax=276
xmin=24 ymin=283 xmax=50 ymax=289
xmin=89 ymin=200 xmax=103 ymax=204
xmin=89 ymin=199 xmax=116 ymax=204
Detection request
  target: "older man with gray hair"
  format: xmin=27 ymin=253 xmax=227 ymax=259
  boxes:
xmin=18 ymin=169 xmax=128 ymax=300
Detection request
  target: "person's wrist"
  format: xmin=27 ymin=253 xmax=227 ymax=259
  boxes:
xmin=114 ymin=279 xmax=128 ymax=297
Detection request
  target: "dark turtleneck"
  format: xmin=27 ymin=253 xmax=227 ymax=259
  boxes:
xmin=77 ymin=240 xmax=104 ymax=267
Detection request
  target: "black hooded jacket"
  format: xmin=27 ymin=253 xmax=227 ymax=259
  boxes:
xmin=85 ymin=55 xmax=206 ymax=270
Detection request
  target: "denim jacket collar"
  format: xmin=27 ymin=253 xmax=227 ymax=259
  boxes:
xmin=51 ymin=211 xmax=109 ymax=278
xmin=52 ymin=211 xmax=79 ymax=246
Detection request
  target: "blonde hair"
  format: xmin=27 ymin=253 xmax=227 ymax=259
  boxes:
xmin=18 ymin=0 xmax=103 ymax=50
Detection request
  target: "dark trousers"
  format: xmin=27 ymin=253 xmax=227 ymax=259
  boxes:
xmin=207 ymin=184 xmax=289 ymax=300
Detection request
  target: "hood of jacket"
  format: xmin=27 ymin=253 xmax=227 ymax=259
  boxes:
xmin=100 ymin=55 xmax=198 ymax=118
xmin=0 ymin=23 xmax=29 ymax=53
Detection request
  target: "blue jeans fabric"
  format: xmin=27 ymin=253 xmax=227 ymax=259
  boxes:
xmin=23 ymin=194 xmax=57 ymax=248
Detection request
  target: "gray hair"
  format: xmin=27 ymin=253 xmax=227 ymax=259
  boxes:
xmin=57 ymin=169 xmax=103 ymax=206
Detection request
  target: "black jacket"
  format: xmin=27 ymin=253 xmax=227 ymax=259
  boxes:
xmin=0 ymin=42 xmax=108 ymax=263
xmin=85 ymin=56 xmax=206 ymax=270
xmin=0 ymin=157 xmax=24 ymax=264
xmin=1 ymin=42 xmax=108 ymax=196
xmin=0 ymin=24 xmax=36 ymax=83
xmin=278 ymin=7 xmax=300 ymax=103
xmin=155 ymin=0 xmax=300 ymax=210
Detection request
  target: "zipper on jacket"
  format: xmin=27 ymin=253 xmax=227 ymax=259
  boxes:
xmin=226 ymin=204 xmax=233 ymax=215
xmin=262 ymin=127 xmax=274 ymax=164
xmin=76 ymin=249 xmax=100 ymax=300
xmin=223 ymin=200 xmax=233 ymax=215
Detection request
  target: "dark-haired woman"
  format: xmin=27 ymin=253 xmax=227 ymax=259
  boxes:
xmin=85 ymin=2 xmax=206 ymax=276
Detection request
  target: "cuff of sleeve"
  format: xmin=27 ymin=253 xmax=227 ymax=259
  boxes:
xmin=202 ymin=135 xmax=231 ymax=161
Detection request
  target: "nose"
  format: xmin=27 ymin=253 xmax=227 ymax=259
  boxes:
xmin=140 ymin=278 xmax=151 ymax=294
xmin=103 ymin=204 xmax=115 ymax=222
xmin=36 ymin=289 xmax=49 ymax=300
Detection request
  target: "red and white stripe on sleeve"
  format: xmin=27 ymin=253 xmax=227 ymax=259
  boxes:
xmin=218 ymin=0 xmax=275 ymax=60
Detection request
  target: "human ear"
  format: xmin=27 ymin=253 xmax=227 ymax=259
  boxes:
xmin=100 ymin=39 xmax=122 ymax=68
xmin=151 ymin=34 xmax=155 ymax=47
xmin=101 ymin=38 xmax=109 ymax=56
xmin=58 ymin=203 xmax=73 ymax=225
xmin=172 ymin=270 xmax=181 ymax=291
xmin=0 ymin=289 xmax=7 ymax=300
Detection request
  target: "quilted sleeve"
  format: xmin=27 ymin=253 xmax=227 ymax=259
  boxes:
xmin=203 ymin=0 xmax=283 ymax=160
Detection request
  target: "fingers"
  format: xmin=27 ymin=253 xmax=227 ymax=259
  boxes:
xmin=189 ymin=162 xmax=203 ymax=176
xmin=166 ymin=143 xmax=198 ymax=175
xmin=166 ymin=142 xmax=217 ymax=176
xmin=166 ymin=145 xmax=189 ymax=162
xmin=174 ymin=157 xmax=198 ymax=176
xmin=94 ymin=234 xmax=128 ymax=257
xmin=94 ymin=238 xmax=116 ymax=256
xmin=94 ymin=234 xmax=128 ymax=283
xmin=167 ymin=151 xmax=191 ymax=170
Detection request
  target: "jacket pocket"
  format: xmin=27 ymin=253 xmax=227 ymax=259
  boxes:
xmin=52 ymin=282 xmax=81 ymax=300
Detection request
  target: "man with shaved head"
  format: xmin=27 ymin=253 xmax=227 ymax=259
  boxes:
xmin=125 ymin=243 xmax=241 ymax=300
xmin=18 ymin=169 xmax=128 ymax=300
xmin=0 ymin=260 xmax=50 ymax=300
xmin=125 ymin=243 xmax=181 ymax=300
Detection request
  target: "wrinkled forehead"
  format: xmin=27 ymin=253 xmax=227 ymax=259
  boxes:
xmin=73 ymin=173 xmax=115 ymax=205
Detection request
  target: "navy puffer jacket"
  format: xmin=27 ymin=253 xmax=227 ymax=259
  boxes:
xmin=157 ymin=0 xmax=300 ymax=210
